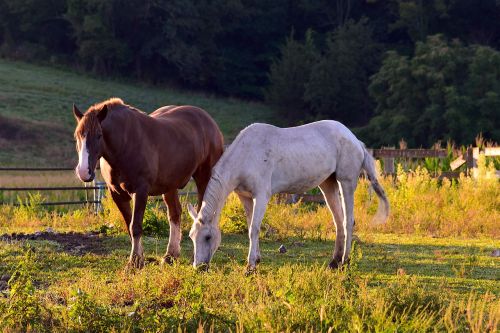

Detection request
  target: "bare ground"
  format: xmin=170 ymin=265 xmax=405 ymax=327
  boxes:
xmin=0 ymin=230 xmax=109 ymax=255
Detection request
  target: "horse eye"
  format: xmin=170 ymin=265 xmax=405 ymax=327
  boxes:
xmin=205 ymin=235 xmax=211 ymax=242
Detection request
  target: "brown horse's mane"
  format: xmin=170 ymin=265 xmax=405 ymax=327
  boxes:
xmin=88 ymin=97 xmax=125 ymax=113
xmin=74 ymin=98 xmax=144 ymax=139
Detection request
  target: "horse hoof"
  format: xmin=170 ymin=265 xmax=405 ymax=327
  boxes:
xmin=128 ymin=254 xmax=145 ymax=269
xmin=195 ymin=263 xmax=210 ymax=272
xmin=161 ymin=255 xmax=177 ymax=266
xmin=245 ymin=266 xmax=257 ymax=276
xmin=328 ymin=260 xmax=340 ymax=270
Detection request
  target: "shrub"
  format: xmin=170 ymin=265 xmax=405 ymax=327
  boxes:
xmin=67 ymin=288 xmax=120 ymax=331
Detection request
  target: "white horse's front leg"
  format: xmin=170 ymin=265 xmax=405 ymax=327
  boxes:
xmin=247 ymin=194 xmax=269 ymax=272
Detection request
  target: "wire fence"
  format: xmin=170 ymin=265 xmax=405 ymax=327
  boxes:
xmin=1 ymin=147 xmax=497 ymax=210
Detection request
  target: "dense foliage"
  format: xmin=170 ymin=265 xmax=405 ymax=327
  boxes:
xmin=360 ymin=35 xmax=500 ymax=146
xmin=0 ymin=0 xmax=499 ymax=146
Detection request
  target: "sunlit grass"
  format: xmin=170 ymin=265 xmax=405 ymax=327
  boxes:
xmin=0 ymin=232 xmax=498 ymax=331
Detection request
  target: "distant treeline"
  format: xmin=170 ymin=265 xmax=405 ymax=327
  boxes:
xmin=0 ymin=0 xmax=499 ymax=146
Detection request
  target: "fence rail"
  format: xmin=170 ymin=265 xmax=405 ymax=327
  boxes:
xmin=0 ymin=167 xmax=75 ymax=171
xmin=0 ymin=186 xmax=102 ymax=191
xmin=370 ymin=149 xmax=448 ymax=158
xmin=1 ymin=147 xmax=498 ymax=209
xmin=8 ymin=200 xmax=102 ymax=207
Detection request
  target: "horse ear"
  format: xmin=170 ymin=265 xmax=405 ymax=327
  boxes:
xmin=187 ymin=203 xmax=197 ymax=221
xmin=97 ymin=105 xmax=108 ymax=122
xmin=73 ymin=104 xmax=83 ymax=122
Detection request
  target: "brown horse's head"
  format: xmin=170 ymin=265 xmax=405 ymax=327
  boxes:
xmin=73 ymin=103 xmax=108 ymax=182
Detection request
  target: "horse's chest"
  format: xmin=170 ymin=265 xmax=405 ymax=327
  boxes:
xmin=106 ymin=171 xmax=139 ymax=195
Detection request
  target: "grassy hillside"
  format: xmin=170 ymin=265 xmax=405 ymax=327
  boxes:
xmin=0 ymin=59 xmax=277 ymax=166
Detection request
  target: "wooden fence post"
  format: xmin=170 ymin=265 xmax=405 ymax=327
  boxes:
xmin=383 ymin=157 xmax=395 ymax=174
xmin=466 ymin=147 xmax=474 ymax=176
xmin=380 ymin=147 xmax=395 ymax=175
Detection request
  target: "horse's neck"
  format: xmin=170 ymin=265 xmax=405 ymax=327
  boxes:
xmin=200 ymin=172 xmax=233 ymax=224
xmin=101 ymin=110 xmax=142 ymax=166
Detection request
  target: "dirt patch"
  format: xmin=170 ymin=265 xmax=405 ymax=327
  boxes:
xmin=0 ymin=230 xmax=110 ymax=255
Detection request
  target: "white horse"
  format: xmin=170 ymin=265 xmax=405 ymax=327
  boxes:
xmin=187 ymin=120 xmax=389 ymax=272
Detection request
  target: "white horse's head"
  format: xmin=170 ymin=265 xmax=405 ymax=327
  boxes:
xmin=187 ymin=203 xmax=221 ymax=270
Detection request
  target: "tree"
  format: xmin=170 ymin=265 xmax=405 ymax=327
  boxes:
xmin=265 ymin=30 xmax=318 ymax=122
xmin=305 ymin=18 xmax=380 ymax=125
xmin=0 ymin=0 xmax=72 ymax=58
xmin=65 ymin=0 xmax=132 ymax=73
xmin=360 ymin=35 xmax=500 ymax=147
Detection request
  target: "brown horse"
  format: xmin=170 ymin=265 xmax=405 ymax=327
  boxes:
xmin=73 ymin=98 xmax=224 ymax=268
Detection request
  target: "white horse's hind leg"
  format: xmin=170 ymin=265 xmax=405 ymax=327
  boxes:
xmin=337 ymin=179 xmax=357 ymax=267
xmin=319 ymin=176 xmax=345 ymax=268
xmin=247 ymin=194 xmax=269 ymax=271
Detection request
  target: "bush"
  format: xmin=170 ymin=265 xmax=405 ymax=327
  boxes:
xmin=67 ymin=288 xmax=120 ymax=331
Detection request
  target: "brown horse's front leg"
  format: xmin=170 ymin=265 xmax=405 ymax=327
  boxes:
xmin=161 ymin=190 xmax=182 ymax=265
xmin=128 ymin=188 xmax=148 ymax=269
xmin=109 ymin=189 xmax=132 ymax=238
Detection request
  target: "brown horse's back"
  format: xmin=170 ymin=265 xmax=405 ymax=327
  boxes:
xmin=150 ymin=105 xmax=224 ymax=171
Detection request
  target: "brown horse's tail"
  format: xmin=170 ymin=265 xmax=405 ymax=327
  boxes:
xmin=361 ymin=144 xmax=390 ymax=225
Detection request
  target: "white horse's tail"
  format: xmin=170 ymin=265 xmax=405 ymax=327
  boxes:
xmin=361 ymin=144 xmax=390 ymax=225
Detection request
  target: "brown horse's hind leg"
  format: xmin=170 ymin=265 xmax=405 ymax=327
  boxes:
xmin=162 ymin=190 xmax=182 ymax=265
xmin=319 ymin=175 xmax=345 ymax=269
xmin=109 ymin=190 xmax=132 ymax=238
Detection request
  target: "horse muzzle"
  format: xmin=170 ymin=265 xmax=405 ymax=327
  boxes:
xmin=194 ymin=262 xmax=209 ymax=272
xmin=76 ymin=166 xmax=95 ymax=182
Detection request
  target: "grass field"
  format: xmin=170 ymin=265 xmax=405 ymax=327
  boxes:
xmin=0 ymin=59 xmax=277 ymax=166
xmin=0 ymin=169 xmax=498 ymax=331
xmin=0 ymin=230 xmax=498 ymax=332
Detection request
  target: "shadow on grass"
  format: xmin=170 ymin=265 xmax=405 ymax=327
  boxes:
xmin=2 ymin=231 xmax=497 ymax=289
xmin=187 ymin=233 xmax=500 ymax=283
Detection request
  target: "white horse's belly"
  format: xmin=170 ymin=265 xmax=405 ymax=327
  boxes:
xmin=270 ymin=151 xmax=335 ymax=194
xmin=272 ymin=174 xmax=330 ymax=193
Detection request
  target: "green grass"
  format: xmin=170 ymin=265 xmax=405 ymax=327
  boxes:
xmin=0 ymin=58 xmax=277 ymax=166
xmin=0 ymin=232 xmax=498 ymax=331
xmin=0 ymin=174 xmax=498 ymax=331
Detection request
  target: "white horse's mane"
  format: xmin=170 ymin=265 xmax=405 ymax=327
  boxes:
xmin=199 ymin=172 xmax=227 ymax=222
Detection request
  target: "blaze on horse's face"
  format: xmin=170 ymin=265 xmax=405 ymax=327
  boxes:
xmin=73 ymin=104 xmax=108 ymax=182
xmin=187 ymin=203 xmax=221 ymax=270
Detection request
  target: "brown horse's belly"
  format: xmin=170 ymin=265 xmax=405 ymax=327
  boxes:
xmin=148 ymin=174 xmax=192 ymax=196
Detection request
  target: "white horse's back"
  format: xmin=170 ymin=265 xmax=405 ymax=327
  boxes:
xmin=217 ymin=120 xmax=364 ymax=194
